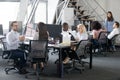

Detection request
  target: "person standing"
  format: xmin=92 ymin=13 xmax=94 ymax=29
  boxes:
xmin=104 ymin=11 xmax=115 ymax=32
xmin=33 ymin=22 xmax=49 ymax=71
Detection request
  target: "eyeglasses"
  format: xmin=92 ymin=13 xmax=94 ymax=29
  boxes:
xmin=13 ymin=25 xmax=18 ymax=27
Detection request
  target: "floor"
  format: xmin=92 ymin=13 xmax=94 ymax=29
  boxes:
xmin=0 ymin=48 xmax=120 ymax=80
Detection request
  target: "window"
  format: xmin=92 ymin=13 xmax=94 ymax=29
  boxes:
xmin=0 ymin=2 xmax=20 ymax=30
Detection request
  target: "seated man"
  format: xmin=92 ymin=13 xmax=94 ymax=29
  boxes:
xmin=107 ymin=21 xmax=120 ymax=49
xmin=6 ymin=21 xmax=28 ymax=74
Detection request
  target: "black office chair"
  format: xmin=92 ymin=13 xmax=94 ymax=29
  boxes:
xmin=0 ymin=24 xmax=3 ymax=35
xmin=64 ymin=40 xmax=91 ymax=73
xmin=110 ymin=34 xmax=120 ymax=52
xmin=1 ymin=38 xmax=19 ymax=74
xmin=92 ymin=31 xmax=109 ymax=56
xmin=25 ymin=40 xmax=48 ymax=80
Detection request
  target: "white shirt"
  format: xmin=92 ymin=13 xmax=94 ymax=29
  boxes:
xmin=61 ymin=31 xmax=70 ymax=36
xmin=33 ymin=32 xmax=39 ymax=40
xmin=76 ymin=32 xmax=88 ymax=41
xmin=6 ymin=30 xmax=20 ymax=50
xmin=108 ymin=28 xmax=120 ymax=39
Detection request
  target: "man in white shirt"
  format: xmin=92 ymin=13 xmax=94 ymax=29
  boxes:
xmin=107 ymin=21 xmax=120 ymax=51
xmin=6 ymin=21 xmax=27 ymax=74
xmin=108 ymin=21 xmax=120 ymax=39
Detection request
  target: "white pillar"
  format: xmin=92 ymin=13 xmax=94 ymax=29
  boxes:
xmin=16 ymin=0 xmax=29 ymax=22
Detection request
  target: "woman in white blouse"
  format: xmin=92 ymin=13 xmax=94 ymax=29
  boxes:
xmin=75 ymin=24 xmax=88 ymax=42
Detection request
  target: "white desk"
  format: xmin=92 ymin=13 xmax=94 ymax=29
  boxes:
xmin=0 ymin=35 xmax=5 ymax=39
xmin=25 ymin=36 xmax=33 ymax=40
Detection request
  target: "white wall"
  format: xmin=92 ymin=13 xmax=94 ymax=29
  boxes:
xmin=106 ymin=0 xmax=120 ymax=22
xmin=79 ymin=0 xmax=120 ymax=22
xmin=48 ymin=0 xmax=59 ymax=24
xmin=62 ymin=8 xmax=74 ymax=27
xmin=96 ymin=0 xmax=120 ymax=22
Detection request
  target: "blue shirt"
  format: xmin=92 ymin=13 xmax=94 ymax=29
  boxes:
xmin=104 ymin=19 xmax=114 ymax=32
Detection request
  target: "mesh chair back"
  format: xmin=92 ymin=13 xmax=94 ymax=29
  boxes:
xmin=29 ymin=40 xmax=48 ymax=59
xmin=76 ymin=40 xmax=90 ymax=57
xmin=1 ymin=38 xmax=11 ymax=59
xmin=111 ymin=34 xmax=120 ymax=46
xmin=98 ymin=31 xmax=108 ymax=44
xmin=1 ymin=39 xmax=7 ymax=51
xmin=0 ymin=24 xmax=3 ymax=35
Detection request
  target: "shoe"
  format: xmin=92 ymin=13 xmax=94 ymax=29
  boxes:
xmin=40 ymin=67 xmax=44 ymax=72
xmin=19 ymin=68 xmax=29 ymax=74
xmin=63 ymin=57 xmax=70 ymax=64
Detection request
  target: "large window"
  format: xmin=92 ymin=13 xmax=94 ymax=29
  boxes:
xmin=35 ymin=2 xmax=47 ymax=23
xmin=0 ymin=2 xmax=20 ymax=30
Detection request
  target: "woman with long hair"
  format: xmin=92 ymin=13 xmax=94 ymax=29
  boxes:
xmin=34 ymin=22 xmax=48 ymax=40
xmin=33 ymin=22 xmax=49 ymax=71
xmin=75 ymin=24 xmax=88 ymax=42
xmin=104 ymin=11 xmax=115 ymax=32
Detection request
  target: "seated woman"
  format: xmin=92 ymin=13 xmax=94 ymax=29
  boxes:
xmin=91 ymin=21 xmax=106 ymax=45
xmin=75 ymin=24 xmax=88 ymax=42
xmin=32 ymin=22 xmax=49 ymax=70
xmin=107 ymin=21 xmax=120 ymax=49
xmin=63 ymin=24 xmax=88 ymax=64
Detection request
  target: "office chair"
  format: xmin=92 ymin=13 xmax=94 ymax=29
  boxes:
xmin=64 ymin=40 xmax=91 ymax=73
xmin=25 ymin=40 xmax=48 ymax=80
xmin=1 ymin=38 xmax=19 ymax=74
xmin=110 ymin=34 xmax=120 ymax=52
xmin=92 ymin=31 xmax=109 ymax=56
xmin=0 ymin=24 xmax=3 ymax=35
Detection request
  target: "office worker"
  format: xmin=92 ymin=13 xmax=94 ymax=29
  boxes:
xmin=33 ymin=22 xmax=49 ymax=71
xmin=60 ymin=22 xmax=75 ymax=42
xmin=75 ymin=24 xmax=88 ymax=42
xmin=91 ymin=21 xmax=105 ymax=39
xmin=6 ymin=21 xmax=27 ymax=74
xmin=107 ymin=21 xmax=120 ymax=48
xmin=91 ymin=21 xmax=106 ymax=45
xmin=104 ymin=11 xmax=115 ymax=32
xmin=58 ymin=22 xmax=72 ymax=62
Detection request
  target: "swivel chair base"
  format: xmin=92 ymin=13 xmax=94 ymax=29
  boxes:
xmin=5 ymin=67 xmax=18 ymax=74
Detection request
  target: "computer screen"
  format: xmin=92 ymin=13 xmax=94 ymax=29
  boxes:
xmin=46 ymin=24 xmax=62 ymax=39
xmin=25 ymin=23 xmax=62 ymax=39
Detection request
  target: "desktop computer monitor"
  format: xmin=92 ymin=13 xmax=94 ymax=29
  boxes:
xmin=46 ymin=24 xmax=62 ymax=39
xmin=24 ymin=23 xmax=62 ymax=40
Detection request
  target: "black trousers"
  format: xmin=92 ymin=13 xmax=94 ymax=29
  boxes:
xmin=10 ymin=49 xmax=26 ymax=69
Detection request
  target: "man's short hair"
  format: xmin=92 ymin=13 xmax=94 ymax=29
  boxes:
xmin=10 ymin=21 xmax=18 ymax=27
xmin=115 ymin=21 xmax=119 ymax=28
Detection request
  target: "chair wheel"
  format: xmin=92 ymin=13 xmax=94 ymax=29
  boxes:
xmin=5 ymin=68 xmax=8 ymax=74
xmin=5 ymin=71 xmax=8 ymax=74
xmin=25 ymin=75 xmax=28 ymax=78
xmin=5 ymin=68 xmax=8 ymax=71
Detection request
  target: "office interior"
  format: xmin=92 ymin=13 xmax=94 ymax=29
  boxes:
xmin=0 ymin=0 xmax=120 ymax=80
